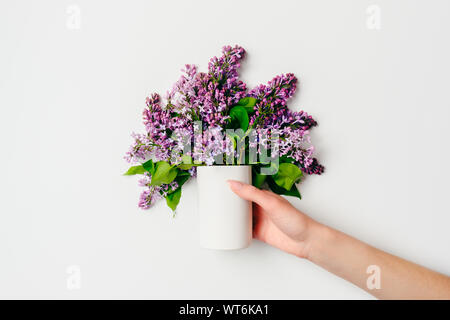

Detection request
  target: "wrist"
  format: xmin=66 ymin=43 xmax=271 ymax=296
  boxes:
xmin=301 ymin=219 xmax=335 ymax=262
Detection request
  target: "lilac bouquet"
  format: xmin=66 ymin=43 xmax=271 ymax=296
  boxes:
xmin=124 ymin=45 xmax=324 ymax=212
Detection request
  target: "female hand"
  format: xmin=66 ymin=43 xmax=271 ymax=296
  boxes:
xmin=227 ymin=180 xmax=319 ymax=259
xmin=227 ymin=179 xmax=450 ymax=299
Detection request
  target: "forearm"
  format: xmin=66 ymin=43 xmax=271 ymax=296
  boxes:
xmin=305 ymin=221 xmax=450 ymax=299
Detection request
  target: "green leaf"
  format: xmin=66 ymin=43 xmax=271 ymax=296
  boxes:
xmin=252 ymin=169 xmax=267 ymax=188
xmin=174 ymin=174 xmax=190 ymax=188
xmin=177 ymin=164 xmax=194 ymax=170
xmin=258 ymin=161 xmax=279 ymax=175
xmin=237 ymin=97 xmax=257 ymax=113
xmin=177 ymin=163 xmax=203 ymax=170
xmin=177 ymin=170 xmax=191 ymax=177
xmin=225 ymin=132 xmax=238 ymax=150
xmin=166 ymin=170 xmax=191 ymax=211
xmin=177 ymin=156 xmax=203 ymax=170
xmin=272 ymin=163 xmax=303 ymax=191
xmin=167 ymin=170 xmax=191 ymax=195
xmin=123 ymin=165 xmax=146 ymax=176
xmin=166 ymin=188 xmax=182 ymax=211
xmin=229 ymin=106 xmax=249 ymax=131
xmin=150 ymin=161 xmax=178 ymax=186
xmin=236 ymin=97 xmax=251 ymax=106
xmin=268 ymin=176 xmax=301 ymax=199
xmin=177 ymin=155 xmax=193 ymax=170
xmin=142 ymin=159 xmax=155 ymax=174
xmin=181 ymin=154 xmax=192 ymax=164
xmin=279 ymin=155 xmax=295 ymax=164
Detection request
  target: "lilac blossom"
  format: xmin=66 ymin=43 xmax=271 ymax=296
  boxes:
xmin=192 ymin=125 xmax=234 ymax=165
xmin=196 ymin=45 xmax=247 ymax=127
xmin=137 ymin=172 xmax=180 ymax=209
xmin=248 ymin=73 xmax=297 ymax=127
xmin=125 ymin=45 xmax=324 ymax=210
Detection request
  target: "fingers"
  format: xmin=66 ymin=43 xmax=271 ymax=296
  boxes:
xmin=227 ymin=180 xmax=273 ymax=209
xmin=252 ymin=204 xmax=267 ymax=240
xmin=228 ymin=180 xmax=290 ymax=214
xmin=228 ymin=179 xmax=309 ymax=238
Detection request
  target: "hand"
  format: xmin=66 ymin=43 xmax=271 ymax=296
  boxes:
xmin=227 ymin=180 xmax=318 ymax=258
xmin=228 ymin=179 xmax=450 ymax=299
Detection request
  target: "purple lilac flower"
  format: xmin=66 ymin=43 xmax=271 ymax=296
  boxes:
xmin=248 ymin=73 xmax=297 ymax=127
xmin=195 ymin=45 xmax=247 ymax=128
xmin=260 ymin=108 xmax=319 ymax=170
xmin=244 ymin=72 xmax=323 ymax=173
xmin=137 ymin=172 xmax=180 ymax=209
xmin=166 ymin=64 xmax=200 ymax=118
xmin=261 ymin=108 xmax=317 ymax=131
xmin=125 ymin=45 xmax=324 ymax=210
xmin=302 ymin=158 xmax=325 ymax=175
xmin=124 ymin=132 xmax=159 ymax=164
xmin=193 ymin=125 xmax=234 ymax=165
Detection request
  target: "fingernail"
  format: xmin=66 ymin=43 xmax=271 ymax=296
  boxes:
xmin=227 ymin=180 xmax=243 ymax=190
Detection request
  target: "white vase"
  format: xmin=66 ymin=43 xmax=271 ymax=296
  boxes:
xmin=197 ymin=165 xmax=252 ymax=250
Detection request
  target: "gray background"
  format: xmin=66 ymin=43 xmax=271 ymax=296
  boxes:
xmin=1 ymin=0 xmax=449 ymax=299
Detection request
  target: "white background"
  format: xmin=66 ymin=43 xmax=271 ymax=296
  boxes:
xmin=1 ymin=0 xmax=449 ymax=299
